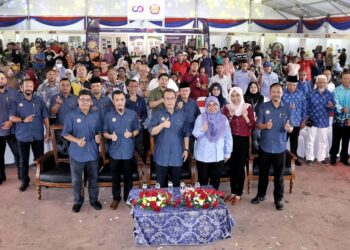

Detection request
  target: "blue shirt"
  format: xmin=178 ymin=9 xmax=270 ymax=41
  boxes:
xmin=307 ymin=89 xmax=335 ymax=128
xmin=103 ymin=108 xmax=140 ymax=160
xmin=149 ymin=108 xmax=190 ymax=167
xmin=333 ymin=85 xmax=350 ymax=124
xmin=260 ymin=72 xmax=279 ymax=98
xmin=297 ymin=80 xmax=312 ymax=97
xmin=0 ymin=87 xmax=17 ymax=136
xmin=151 ymin=64 xmax=170 ymax=76
xmin=62 ymin=108 xmax=101 ymax=162
xmin=192 ymin=115 xmax=232 ymax=162
xmin=200 ymin=56 xmax=212 ymax=77
xmin=126 ymin=95 xmax=148 ymax=125
xmin=282 ymin=89 xmax=306 ymax=127
xmin=92 ymin=94 xmax=113 ymax=120
xmin=50 ymin=93 xmax=78 ymax=125
xmin=176 ymin=97 xmax=200 ymax=132
xmin=233 ymin=70 xmax=256 ymax=94
xmin=10 ymin=93 xmax=49 ymax=142
xmin=257 ymin=101 xmax=291 ymax=153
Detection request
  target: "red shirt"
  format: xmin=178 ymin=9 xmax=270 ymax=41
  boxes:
xmin=298 ymin=59 xmax=315 ymax=81
xmin=172 ymin=60 xmax=190 ymax=76
xmin=181 ymin=72 xmax=208 ymax=100
xmin=223 ymin=105 xmax=255 ymax=137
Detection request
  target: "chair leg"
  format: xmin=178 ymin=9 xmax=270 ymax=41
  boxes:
xmin=290 ymin=177 xmax=294 ymax=193
xmin=37 ymin=186 xmax=41 ymax=200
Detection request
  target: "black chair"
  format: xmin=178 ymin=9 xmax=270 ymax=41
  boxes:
xmin=35 ymin=125 xmax=72 ymax=200
xmin=247 ymin=130 xmax=296 ymax=194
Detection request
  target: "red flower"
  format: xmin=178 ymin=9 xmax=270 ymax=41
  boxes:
xmin=154 ymin=206 xmax=161 ymax=212
xmin=200 ymin=193 xmax=208 ymax=200
xmin=203 ymin=203 xmax=210 ymax=209
xmin=150 ymin=201 xmax=157 ymax=208
xmin=141 ymin=204 xmax=146 ymax=209
xmin=213 ymin=201 xmax=219 ymax=208
xmin=131 ymin=199 xmax=137 ymax=206
xmin=151 ymin=190 xmax=158 ymax=196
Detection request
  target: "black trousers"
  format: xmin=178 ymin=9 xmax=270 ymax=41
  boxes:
xmin=196 ymin=160 xmax=223 ymax=190
xmin=230 ymin=135 xmax=249 ymax=196
xmin=329 ymin=124 xmax=350 ymax=162
xmin=156 ymin=164 xmax=182 ymax=188
xmin=142 ymin=129 xmax=150 ymax=163
xmin=257 ymin=149 xmax=285 ymax=202
xmin=0 ymin=135 xmax=20 ymax=181
xmin=17 ymin=140 xmax=44 ymax=184
xmin=287 ymin=126 xmax=300 ymax=156
xmin=110 ymin=158 xmax=133 ymax=202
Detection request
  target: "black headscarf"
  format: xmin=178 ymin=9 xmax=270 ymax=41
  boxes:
xmin=244 ymin=81 xmax=264 ymax=113
xmin=209 ymin=82 xmax=227 ymax=108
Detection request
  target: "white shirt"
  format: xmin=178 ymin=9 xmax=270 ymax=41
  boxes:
xmin=148 ymin=78 xmax=179 ymax=92
xmin=208 ymin=74 xmax=232 ymax=101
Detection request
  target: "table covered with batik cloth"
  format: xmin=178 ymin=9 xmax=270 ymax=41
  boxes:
xmin=127 ymin=187 xmax=235 ymax=246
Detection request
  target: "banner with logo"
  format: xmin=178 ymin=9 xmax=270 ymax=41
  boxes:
xmin=164 ymin=35 xmax=186 ymax=46
xmin=127 ymin=0 xmax=165 ymax=21
xmin=129 ymin=35 xmax=145 ymax=56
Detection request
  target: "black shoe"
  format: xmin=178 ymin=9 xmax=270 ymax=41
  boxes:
xmin=306 ymin=160 xmax=313 ymax=166
xmin=295 ymin=159 xmax=302 ymax=166
xmin=330 ymin=158 xmax=337 ymax=166
xmin=251 ymin=196 xmax=266 ymax=204
xmin=320 ymin=160 xmax=329 ymax=166
xmin=275 ymin=200 xmax=284 ymax=211
xmin=19 ymin=182 xmax=29 ymax=192
xmin=341 ymin=160 xmax=350 ymax=166
xmin=90 ymin=201 xmax=102 ymax=210
xmin=72 ymin=204 xmax=82 ymax=213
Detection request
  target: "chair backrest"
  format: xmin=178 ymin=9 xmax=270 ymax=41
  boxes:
xmin=50 ymin=125 xmax=70 ymax=164
xmin=196 ymin=96 xmax=207 ymax=113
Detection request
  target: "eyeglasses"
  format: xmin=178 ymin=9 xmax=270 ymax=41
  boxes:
xmin=78 ymin=98 xmax=91 ymax=103
xmin=66 ymin=73 xmax=71 ymax=75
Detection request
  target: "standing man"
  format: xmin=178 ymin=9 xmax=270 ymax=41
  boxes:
xmin=71 ymin=65 xmax=90 ymax=96
xmin=90 ymin=77 xmax=113 ymax=120
xmin=258 ymin=61 xmax=279 ymax=99
xmin=172 ymin=51 xmax=190 ymax=77
xmin=149 ymin=89 xmax=190 ymax=187
xmin=50 ymin=78 xmax=78 ymax=125
xmin=329 ymin=71 xmax=350 ymax=166
xmin=209 ymin=64 xmax=232 ymax=101
xmin=251 ymin=83 xmax=293 ymax=210
xmin=0 ymin=71 xmax=20 ymax=184
xmin=233 ymin=60 xmax=257 ymax=94
xmin=305 ymin=75 xmax=335 ymax=165
xmin=152 ymin=55 xmax=170 ymax=76
xmin=62 ymin=90 xmax=102 ymax=213
xmin=103 ymin=90 xmax=140 ymax=210
xmin=200 ymin=48 xmax=213 ymax=78
xmin=282 ymin=76 xmax=307 ymax=166
xmin=10 ymin=79 xmax=50 ymax=191
xmin=297 ymin=70 xmax=312 ymax=97
xmin=148 ymin=73 xmax=169 ymax=112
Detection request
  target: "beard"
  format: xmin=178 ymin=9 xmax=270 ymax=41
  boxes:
xmin=24 ymin=90 xmax=33 ymax=95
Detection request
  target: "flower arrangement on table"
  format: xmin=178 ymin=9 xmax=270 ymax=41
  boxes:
xmin=182 ymin=188 xmax=225 ymax=209
xmin=130 ymin=189 xmax=182 ymax=212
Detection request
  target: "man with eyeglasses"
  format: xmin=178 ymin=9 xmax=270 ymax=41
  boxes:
xmin=149 ymin=88 xmax=190 ymax=187
xmin=50 ymin=78 xmax=78 ymax=125
xmin=62 ymin=90 xmax=102 ymax=213
xmin=0 ymin=71 xmax=20 ymax=184
xmin=10 ymin=79 xmax=50 ymax=192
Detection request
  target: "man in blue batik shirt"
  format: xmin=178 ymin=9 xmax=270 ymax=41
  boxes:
xmin=149 ymin=88 xmax=190 ymax=188
xmin=62 ymin=90 xmax=102 ymax=213
xmin=251 ymin=83 xmax=293 ymax=211
xmin=329 ymin=71 xmax=350 ymax=166
xmin=297 ymin=70 xmax=312 ymax=97
xmin=282 ymin=75 xmax=307 ymax=166
xmin=305 ymin=75 xmax=335 ymax=166
xmin=103 ymin=90 xmax=140 ymax=210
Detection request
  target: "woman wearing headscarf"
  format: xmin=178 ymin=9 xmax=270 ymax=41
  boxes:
xmin=64 ymin=69 xmax=76 ymax=82
xmin=192 ymin=96 xmax=233 ymax=190
xmin=244 ymin=81 xmax=265 ymax=115
xmin=223 ymin=87 xmax=255 ymax=205
xmin=208 ymin=82 xmax=227 ymax=109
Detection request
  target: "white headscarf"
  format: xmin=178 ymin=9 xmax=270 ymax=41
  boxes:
xmin=226 ymin=87 xmax=250 ymax=116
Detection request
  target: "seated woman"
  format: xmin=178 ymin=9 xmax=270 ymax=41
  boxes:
xmin=223 ymin=87 xmax=255 ymax=205
xmin=208 ymin=82 xmax=227 ymax=109
xmin=192 ymin=96 xmax=233 ymax=190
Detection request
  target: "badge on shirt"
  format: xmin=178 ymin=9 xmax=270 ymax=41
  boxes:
xmin=19 ymin=103 xmax=23 ymax=107
xmin=112 ymin=118 xmax=116 ymax=122
xmin=265 ymin=110 xmax=270 ymax=115
xmin=161 ymin=117 xmax=165 ymax=121
xmin=77 ymin=118 xmax=81 ymax=123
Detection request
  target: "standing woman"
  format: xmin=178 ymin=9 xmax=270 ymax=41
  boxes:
xmin=208 ymin=82 xmax=228 ymax=109
xmin=223 ymin=87 xmax=255 ymax=205
xmin=192 ymin=96 xmax=233 ymax=190
xmin=244 ymin=81 xmax=265 ymax=115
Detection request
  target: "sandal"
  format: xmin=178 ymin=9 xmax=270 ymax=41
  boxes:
xmin=224 ymin=194 xmax=235 ymax=202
